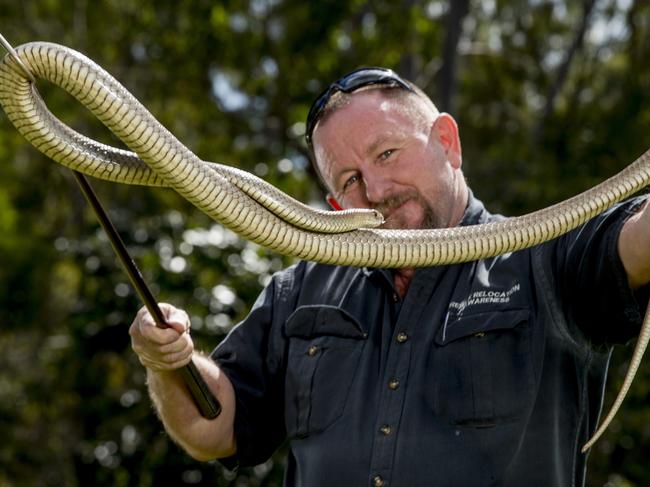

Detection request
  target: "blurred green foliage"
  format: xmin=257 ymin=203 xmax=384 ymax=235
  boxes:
xmin=0 ymin=1 xmax=649 ymax=486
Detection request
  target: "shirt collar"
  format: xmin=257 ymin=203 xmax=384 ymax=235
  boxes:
xmin=458 ymin=188 xmax=489 ymax=227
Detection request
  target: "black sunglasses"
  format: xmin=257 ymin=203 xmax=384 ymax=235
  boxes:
xmin=305 ymin=67 xmax=415 ymax=149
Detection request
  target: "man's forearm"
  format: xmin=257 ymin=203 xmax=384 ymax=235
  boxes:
xmin=147 ymin=353 xmax=237 ymax=461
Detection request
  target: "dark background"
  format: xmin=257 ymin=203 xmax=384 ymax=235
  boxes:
xmin=0 ymin=1 xmax=649 ymax=486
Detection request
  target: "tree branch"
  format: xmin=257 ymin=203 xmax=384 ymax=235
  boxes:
xmin=534 ymin=0 xmax=597 ymax=139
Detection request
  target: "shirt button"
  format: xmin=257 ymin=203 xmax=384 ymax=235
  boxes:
xmin=388 ymin=378 xmax=400 ymax=390
xmin=392 ymin=292 xmax=399 ymax=303
xmin=307 ymin=345 xmax=319 ymax=356
xmin=379 ymin=424 xmax=392 ymax=435
xmin=373 ymin=475 xmax=385 ymax=487
xmin=396 ymin=331 xmax=409 ymax=343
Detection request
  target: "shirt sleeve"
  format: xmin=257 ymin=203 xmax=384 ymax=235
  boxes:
xmin=209 ymin=267 xmax=296 ymax=469
xmin=548 ymin=195 xmax=649 ymax=345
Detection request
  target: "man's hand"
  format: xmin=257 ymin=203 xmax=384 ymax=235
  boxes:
xmin=619 ymin=198 xmax=650 ymax=289
xmin=128 ymin=303 xmax=237 ymax=460
xmin=129 ymin=303 xmax=194 ymax=371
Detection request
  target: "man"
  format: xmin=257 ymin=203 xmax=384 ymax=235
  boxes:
xmin=130 ymin=67 xmax=650 ymax=486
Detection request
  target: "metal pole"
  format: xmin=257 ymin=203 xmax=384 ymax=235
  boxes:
xmin=72 ymin=172 xmax=221 ymax=419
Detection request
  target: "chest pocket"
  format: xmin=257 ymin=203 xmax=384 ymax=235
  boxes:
xmin=284 ymin=305 xmax=367 ymax=439
xmin=429 ymin=309 xmax=533 ymax=427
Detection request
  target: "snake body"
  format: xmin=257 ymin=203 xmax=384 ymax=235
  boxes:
xmin=1 ymin=41 xmax=648 ymax=451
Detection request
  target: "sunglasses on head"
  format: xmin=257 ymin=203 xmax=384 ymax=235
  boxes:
xmin=305 ymin=67 xmax=415 ymax=150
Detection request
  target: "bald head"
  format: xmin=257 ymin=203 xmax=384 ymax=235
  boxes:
xmin=311 ymin=84 xmax=440 ymax=195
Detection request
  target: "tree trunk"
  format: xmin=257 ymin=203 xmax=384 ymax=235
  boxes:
xmin=437 ymin=0 xmax=470 ymax=114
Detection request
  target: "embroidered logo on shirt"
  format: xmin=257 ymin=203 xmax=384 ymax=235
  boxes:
xmin=448 ymin=283 xmax=521 ymax=315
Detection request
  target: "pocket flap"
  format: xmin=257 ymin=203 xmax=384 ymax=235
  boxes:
xmin=436 ymin=309 xmax=529 ymax=345
xmin=285 ymin=305 xmax=367 ymax=339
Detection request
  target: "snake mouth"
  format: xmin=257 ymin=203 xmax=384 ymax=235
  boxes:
xmin=379 ymin=198 xmax=419 ymax=229
xmin=374 ymin=189 xmax=423 ymax=229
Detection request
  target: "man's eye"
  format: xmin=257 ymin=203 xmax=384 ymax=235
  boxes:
xmin=379 ymin=149 xmax=394 ymax=161
xmin=342 ymin=174 xmax=360 ymax=190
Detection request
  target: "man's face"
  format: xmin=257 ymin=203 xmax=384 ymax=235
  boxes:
xmin=312 ymin=90 xmax=464 ymax=230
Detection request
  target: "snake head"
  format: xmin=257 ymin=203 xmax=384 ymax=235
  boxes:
xmin=370 ymin=209 xmax=385 ymax=228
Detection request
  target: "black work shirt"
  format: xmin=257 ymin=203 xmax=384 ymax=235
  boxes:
xmin=211 ymin=192 xmax=648 ymax=487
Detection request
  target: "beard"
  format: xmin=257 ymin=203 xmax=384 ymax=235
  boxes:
xmin=374 ymin=190 xmax=445 ymax=230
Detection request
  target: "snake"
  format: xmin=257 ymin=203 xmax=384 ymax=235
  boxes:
xmin=0 ymin=41 xmax=648 ymax=452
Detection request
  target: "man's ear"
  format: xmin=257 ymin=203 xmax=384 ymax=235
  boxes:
xmin=431 ymin=113 xmax=462 ymax=169
xmin=326 ymin=194 xmax=343 ymax=211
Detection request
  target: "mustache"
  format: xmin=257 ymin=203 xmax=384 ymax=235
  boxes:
xmin=373 ymin=190 xmax=420 ymax=215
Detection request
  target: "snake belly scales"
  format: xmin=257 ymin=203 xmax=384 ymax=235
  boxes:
xmin=0 ymin=42 xmax=648 ymax=452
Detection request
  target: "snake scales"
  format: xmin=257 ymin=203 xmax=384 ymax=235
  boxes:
xmin=0 ymin=41 xmax=648 ymax=452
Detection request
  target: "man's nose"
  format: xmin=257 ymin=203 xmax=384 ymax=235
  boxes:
xmin=364 ymin=171 xmax=393 ymax=205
